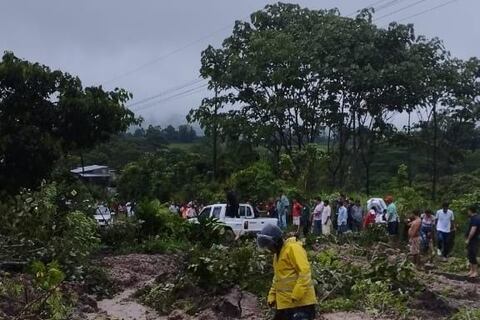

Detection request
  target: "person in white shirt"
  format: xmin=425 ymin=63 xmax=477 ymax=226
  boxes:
xmin=169 ymin=203 xmax=178 ymax=214
xmin=435 ymin=202 xmax=455 ymax=260
xmin=322 ymin=200 xmax=332 ymax=235
xmin=312 ymin=197 xmax=324 ymax=235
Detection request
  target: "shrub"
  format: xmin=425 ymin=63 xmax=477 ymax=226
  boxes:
xmin=186 ymin=216 xmax=230 ymax=249
xmin=229 ymin=161 xmax=280 ymax=202
xmin=311 ymin=248 xmax=418 ymax=317
xmin=0 ymin=184 xmax=100 ymax=275
xmin=53 ymin=211 xmax=100 ymax=275
xmin=135 ymin=199 xmax=188 ymax=239
xmin=0 ymin=261 xmax=71 ymax=320
xmin=341 ymin=224 xmax=389 ymax=247
xmin=83 ymin=265 xmax=118 ymax=299
xmin=318 ymin=297 xmax=356 ymax=312
xmin=186 ymin=242 xmax=272 ymax=295
xmin=450 ymin=308 xmax=480 ymax=320
xmin=449 ymin=191 xmax=480 ymax=257
xmin=99 ymin=217 xmax=141 ymax=249
xmin=140 ymin=241 xmax=272 ymax=315
xmin=310 ymin=249 xmax=357 ymax=297
xmin=351 ymin=279 xmax=408 ymax=317
xmin=394 ymin=186 xmax=431 ymax=219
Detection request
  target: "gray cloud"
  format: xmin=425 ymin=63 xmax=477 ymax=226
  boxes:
xmin=1 ymin=0 xmax=478 ymax=127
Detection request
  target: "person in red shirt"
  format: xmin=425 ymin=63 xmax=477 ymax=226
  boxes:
xmin=292 ymin=199 xmax=303 ymax=234
xmin=363 ymin=207 xmax=376 ymax=229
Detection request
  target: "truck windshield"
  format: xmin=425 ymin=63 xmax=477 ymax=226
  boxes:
xmin=198 ymin=207 xmax=211 ymax=219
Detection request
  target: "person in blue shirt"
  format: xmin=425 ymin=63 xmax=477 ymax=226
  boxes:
xmin=465 ymin=205 xmax=480 ymax=278
xmin=385 ymin=195 xmax=399 ymax=236
xmin=337 ymin=201 xmax=348 ymax=235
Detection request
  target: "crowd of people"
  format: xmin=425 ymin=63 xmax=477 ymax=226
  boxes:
xmin=262 ymin=193 xmax=480 ymax=277
xmin=169 ymin=201 xmax=205 ymax=219
xmin=264 ymin=193 xmax=369 ymax=237
xmin=166 ymin=190 xmax=480 ymax=278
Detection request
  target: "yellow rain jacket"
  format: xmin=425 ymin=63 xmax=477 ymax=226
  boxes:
xmin=267 ymin=237 xmax=317 ymax=310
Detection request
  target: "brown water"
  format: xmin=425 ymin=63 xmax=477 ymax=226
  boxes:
xmin=87 ymin=286 xmax=167 ymax=320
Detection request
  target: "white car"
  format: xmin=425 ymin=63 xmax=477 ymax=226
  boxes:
xmin=367 ymin=198 xmax=387 ymax=224
xmin=192 ymin=203 xmax=278 ymax=237
xmin=94 ymin=205 xmax=112 ymax=226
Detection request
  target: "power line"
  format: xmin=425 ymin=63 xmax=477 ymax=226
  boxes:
xmin=128 ymin=0 xmax=454 ymax=113
xmin=128 ymin=78 xmax=206 ymax=108
xmin=374 ymin=0 xmax=432 ymax=21
xmin=375 ymin=0 xmax=410 ymax=11
xmin=109 ymin=0 xmax=402 ymax=86
xmin=395 ymin=0 xmax=459 ymax=23
xmin=133 ymin=84 xmax=208 ymax=113
xmin=346 ymin=0 xmax=391 ymax=16
xmin=102 ymin=24 xmax=233 ymax=85
xmin=132 ymin=83 xmax=209 ymax=113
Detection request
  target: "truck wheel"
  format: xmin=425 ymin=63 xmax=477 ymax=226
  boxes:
xmin=223 ymin=228 xmax=236 ymax=244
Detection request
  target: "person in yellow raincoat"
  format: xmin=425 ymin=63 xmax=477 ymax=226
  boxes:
xmin=257 ymin=224 xmax=317 ymax=320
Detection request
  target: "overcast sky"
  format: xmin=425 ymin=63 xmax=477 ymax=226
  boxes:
xmin=1 ymin=0 xmax=479 ymax=127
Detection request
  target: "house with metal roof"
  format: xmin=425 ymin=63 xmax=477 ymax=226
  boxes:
xmin=70 ymin=165 xmax=112 ymax=185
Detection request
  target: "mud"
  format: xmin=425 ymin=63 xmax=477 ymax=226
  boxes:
xmin=78 ymin=253 xmax=480 ymax=320
xmin=81 ymin=254 xmax=179 ymax=320
xmin=320 ymin=312 xmax=390 ymax=320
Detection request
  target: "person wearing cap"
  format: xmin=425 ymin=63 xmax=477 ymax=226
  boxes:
xmin=257 ymin=224 xmax=317 ymax=320
xmin=385 ymin=196 xmax=399 ymax=236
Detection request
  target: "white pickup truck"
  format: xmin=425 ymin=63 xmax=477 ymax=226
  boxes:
xmin=193 ymin=203 xmax=278 ymax=237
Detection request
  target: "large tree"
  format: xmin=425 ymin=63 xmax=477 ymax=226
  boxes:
xmin=189 ymin=3 xmax=436 ymax=192
xmin=0 ymin=52 xmax=137 ymax=193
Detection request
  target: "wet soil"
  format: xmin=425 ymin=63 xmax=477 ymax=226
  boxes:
xmin=78 ymin=253 xmax=480 ymax=320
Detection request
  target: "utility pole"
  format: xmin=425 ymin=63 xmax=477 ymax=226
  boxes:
xmin=213 ymin=85 xmax=219 ymax=179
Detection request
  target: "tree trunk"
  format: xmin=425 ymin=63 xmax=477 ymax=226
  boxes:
xmin=365 ymin=162 xmax=370 ymax=195
xmin=80 ymin=152 xmax=85 ymax=174
xmin=407 ymin=111 xmax=412 ymax=187
xmin=432 ymin=103 xmax=438 ymax=201
xmin=213 ymin=86 xmax=219 ymax=180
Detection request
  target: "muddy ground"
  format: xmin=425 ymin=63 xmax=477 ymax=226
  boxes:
xmin=75 ymin=253 xmax=480 ymax=320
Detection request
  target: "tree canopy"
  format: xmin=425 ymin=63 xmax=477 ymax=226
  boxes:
xmin=189 ymin=3 xmax=480 ymax=197
xmin=0 ymin=52 xmax=138 ymax=193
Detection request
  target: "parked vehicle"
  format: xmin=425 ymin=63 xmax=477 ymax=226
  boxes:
xmin=367 ymin=198 xmax=387 ymax=224
xmin=191 ymin=203 xmax=278 ymax=237
xmin=94 ymin=204 xmax=112 ymax=226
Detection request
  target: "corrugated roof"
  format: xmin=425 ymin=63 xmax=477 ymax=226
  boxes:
xmin=70 ymin=165 xmax=108 ymax=174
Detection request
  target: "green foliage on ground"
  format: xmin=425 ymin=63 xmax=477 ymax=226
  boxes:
xmin=0 ymin=261 xmax=71 ymax=320
xmin=450 ymin=308 xmax=480 ymax=320
xmin=82 ymin=264 xmax=118 ymax=299
xmin=312 ymin=247 xmax=417 ymax=318
xmin=186 ymin=243 xmax=272 ymax=295
xmin=135 ymin=199 xmax=189 ymax=238
xmin=139 ymin=241 xmax=272 ymax=315
xmin=0 ymin=183 xmax=100 ymax=275
xmin=186 ymin=216 xmax=232 ymax=249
